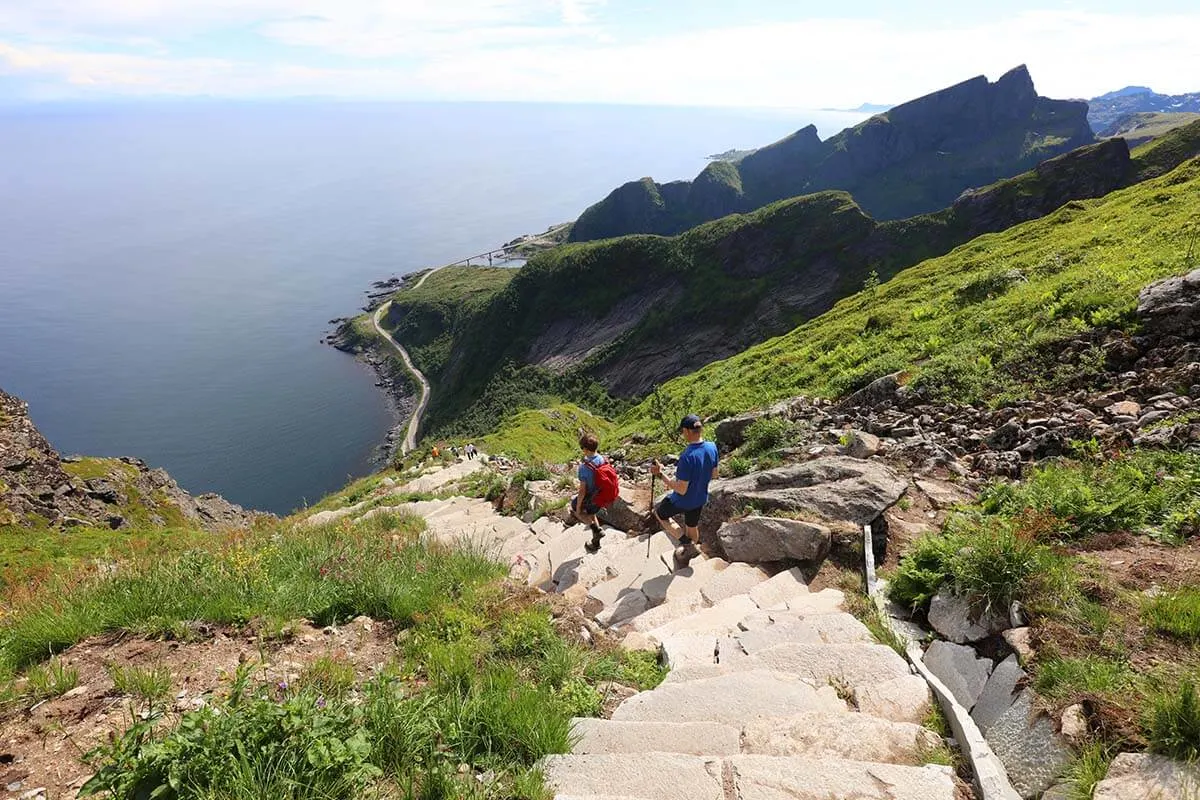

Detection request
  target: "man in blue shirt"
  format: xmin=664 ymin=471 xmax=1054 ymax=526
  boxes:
xmin=651 ymin=414 xmax=719 ymax=569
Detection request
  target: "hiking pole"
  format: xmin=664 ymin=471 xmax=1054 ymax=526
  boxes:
xmin=647 ymin=471 xmax=656 ymax=559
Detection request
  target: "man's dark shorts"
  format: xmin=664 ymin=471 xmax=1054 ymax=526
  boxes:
xmin=571 ymin=494 xmax=601 ymax=516
xmin=656 ymin=496 xmax=703 ymax=527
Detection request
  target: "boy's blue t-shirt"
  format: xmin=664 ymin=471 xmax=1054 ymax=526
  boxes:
xmin=670 ymin=440 xmax=719 ymax=510
xmin=578 ymin=454 xmax=605 ymax=493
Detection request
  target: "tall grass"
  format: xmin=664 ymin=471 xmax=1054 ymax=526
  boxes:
xmin=0 ymin=512 xmax=501 ymax=672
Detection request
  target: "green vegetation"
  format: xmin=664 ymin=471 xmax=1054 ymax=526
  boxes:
xmin=1148 ymin=678 xmax=1200 ymax=761
xmin=620 ymin=155 xmax=1200 ymax=435
xmin=107 ymin=663 xmax=172 ymax=703
xmin=1144 ymin=587 xmax=1200 ymax=644
xmin=24 ymin=655 xmax=79 ymax=700
xmin=1063 ymin=742 xmax=1114 ymax=800
xmin=481 ymin=403 xmax=616 ymax=463
xmin=1108 ymin=113 xmax=1200 ymax=149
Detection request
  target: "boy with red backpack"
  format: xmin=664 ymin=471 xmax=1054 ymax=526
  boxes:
xmin=571 ymin=432 xmax=620 ymax=553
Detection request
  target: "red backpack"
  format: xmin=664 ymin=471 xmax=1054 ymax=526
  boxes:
xmin=583 ymin=458 xmax=621 ymax=508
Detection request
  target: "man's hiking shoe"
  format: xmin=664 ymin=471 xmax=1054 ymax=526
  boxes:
xmin=673 ymin=540 xmax=701 ymax=570
xmin=584 ymin=528 xmax=605 ymax=554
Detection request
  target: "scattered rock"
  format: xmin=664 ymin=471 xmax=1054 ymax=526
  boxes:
xmin=1137 ymin=267 xmax=1200 ymax=337
xmin=1002 ymin=627 xmax=1035 ymax=664
xmin=716 ymin=516 xmax=831 ymax=564
xmin=1059 ymin=703 xmax=1087 ymax=743
xmin=1107 ymin=400 xmax=1142 ymax=418
xmin=972 ymin=450 xmax=1023 ymax=478
xmin=914 ymin=479 xmax=974 ymax=511
xmin=846 ymin=431 xmax=881 ymax=459
xmin=927 ymin=590 xmax=1009 ymax=643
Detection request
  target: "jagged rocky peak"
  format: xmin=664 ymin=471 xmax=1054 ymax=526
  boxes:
xmin=569 ymin=65 xmax=1093 ymax=242
xmin=0 ymin=386 xmax=264 ymax=530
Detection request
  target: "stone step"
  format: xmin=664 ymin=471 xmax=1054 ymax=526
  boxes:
xmin=747 ymin=566 xmax=810 ymax=608
xmin=569 ymin=718 xmax=741 ymax=756
xmin=642 ymin=595 xmax=760 ymax=641
xmin=610 ymin=669 xmax=845 ymax=726
xmin=733 ymin=612 xmax=875 ymax=652
xmin=659 ymin=641 xmax=913 ymax=692
xmin=853 ymin=675 xmax=935 ymax=726
xmin=728 ymin=754 xmax=956 ymax=800
xmin=740 ymin=710 xmax=944 ymax=765
xmin=542 ymin=753 xmax=724 ymax=800
xmin=641 ymin=557 xmax=730 ymax=605
xmin=698 ymin=562 xmax=769 ymax=605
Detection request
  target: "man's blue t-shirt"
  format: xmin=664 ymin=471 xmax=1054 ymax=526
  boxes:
xmin=578 ymin=454 xmax=605 ymax=493
xmin=670 ymin=440 xmax=719 ymax=510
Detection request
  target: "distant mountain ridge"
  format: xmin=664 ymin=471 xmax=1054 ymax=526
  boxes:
xmin=1088 ymin=87 xmax=1200 ymax=131
xmin=569 ymin=65 xmax=1093 ymax=242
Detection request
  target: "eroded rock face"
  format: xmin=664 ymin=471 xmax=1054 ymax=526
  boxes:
xmin=0 ymin=387 xmax=261 ymax=531
xmin=1092 ymin=753 xmax=1200 ymax=800
xmin=0 ymin=388 xmax=110 ymax=527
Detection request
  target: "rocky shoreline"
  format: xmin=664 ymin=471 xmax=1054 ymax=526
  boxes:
xmin=323 ymin=274 xmax=423 ymax=464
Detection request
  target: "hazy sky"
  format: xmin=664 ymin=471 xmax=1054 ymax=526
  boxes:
xmin=1 ymin=0 xmax=1197 ymax=106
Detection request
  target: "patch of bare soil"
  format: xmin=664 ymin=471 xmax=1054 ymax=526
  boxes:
xmin=1082 ymin=537 xmax=1200 ymax=592
xmin=0 ymin=617 xmax=396 ymax=800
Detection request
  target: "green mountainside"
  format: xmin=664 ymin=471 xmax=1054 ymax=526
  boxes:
xmin=1100 ymin=111 xmax=1200 ymax=148
xmin=381 ymin=121 xmax=1200 ymax=441
xmin=616 ymin=153 xmax=1200 ymax=436
xmin=570 ymin=65 xmax=1093 ymax=241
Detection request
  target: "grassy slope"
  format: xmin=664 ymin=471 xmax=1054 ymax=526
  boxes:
xmin=481 ymin=403 xmax=615 ymax=463
xmin=617 ymin=155 xmax=1200 ymax=436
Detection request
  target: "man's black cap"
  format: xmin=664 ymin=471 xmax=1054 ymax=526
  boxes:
xmin=679 ymin=414 xmax=703 ymax=431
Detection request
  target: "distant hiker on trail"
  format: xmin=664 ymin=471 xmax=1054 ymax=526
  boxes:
xmin=651 ymin=414 xmax=719 ymax=570
xmin=571 ymin=432 xmax=621 ymax=554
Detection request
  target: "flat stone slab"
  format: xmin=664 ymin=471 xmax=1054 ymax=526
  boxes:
xmin=627 ymin=592 xmax=707 ymax=633
xmin=644 ymin=595 xmax=760 ymax=641
xmin=985 ymin=689 xmax=1072 ymax=799
xmin=923 ymin=640 xmax=992 ymax=710
xmin=1093 ymin=753 xmax=1200 ymax=800
xmin=735 ymin=613 xmax=874 ymax=653
xmin=699 ymin=562 xmax=768 ymax=605
xmin=642 ymin=557 xmax=730 ymax=605
xmin=971 ymin=654 xmax=1026 ymax=734
xmin=398 ymin=458 xmax=487 ymax=493
xmin=853 ymin=675 xmax=933 ymax=725
xmin=570 ymin=719 xmax=741 ymax=756
xmin=611 ymin=669 xmax=845 ymax=725
xmin=660 ymin=633 xmax=718 ymax=670
xmin=728 ymin=754 xmax=957 ymax=800
xmin=779 ymin=588 xmax=846 ymax=616
xmin=741 ymin=710 xmax=943 ymax=765
xmin=744 ymin=642 xmax=912 ymax=689
xmin=594 ymin=590 xmax=651 ymax=628
xmin=748 ymin=567 xmax=810 ymax=609
xmin=542 ymin=753 xmax=724 ymax=800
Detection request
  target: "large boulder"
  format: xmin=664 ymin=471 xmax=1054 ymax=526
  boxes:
xmin=830 ymin=372 xmax=904 ymax=413
xmin=716 ymin=516 xmax=831 ymax=564
xmin=702 ymin=457 xmax=907 ymax=544
xmin=1093 ymin=753 xmax=1200 ymax=800
xmin=1138 ymin=268 xmax=1200 ymax=337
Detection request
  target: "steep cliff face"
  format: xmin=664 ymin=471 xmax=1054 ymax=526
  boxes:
xmin=569 ymin=65 xmax=1093 ymax=242
xmin=0 ymin=388 xmax=261 ymax=530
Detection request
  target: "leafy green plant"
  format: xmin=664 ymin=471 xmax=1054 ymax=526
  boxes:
xmin=556 ymin=677 xmax=603 ymax=717
xmin=724 ymin=456 xmax=752 ymax=478
xmin=107 ymin=663 xmax=172 ymax=703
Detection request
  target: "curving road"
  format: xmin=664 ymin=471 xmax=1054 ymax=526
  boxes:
xmin=372 ymin=266 xmax=445 ymax=454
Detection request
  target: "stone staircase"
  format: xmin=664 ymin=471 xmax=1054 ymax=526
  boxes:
xmin=330 ymin=465 xmax=960 ymax=800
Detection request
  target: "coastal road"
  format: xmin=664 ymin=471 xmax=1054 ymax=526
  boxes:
xmin=372 ymin=266 xmax=444 ymax=455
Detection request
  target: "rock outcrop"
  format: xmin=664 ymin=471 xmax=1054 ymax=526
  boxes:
xmin=0 ymin=388 xmax=260 ymax=531
xmin=571 ymin=65 xmax=1093 ymax=241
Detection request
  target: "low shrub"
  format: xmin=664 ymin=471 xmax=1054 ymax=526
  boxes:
xmin=724 ymin=455 xmax=753 ymax=478
xmin=740 ymin=417 xmax=791 ymax=456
